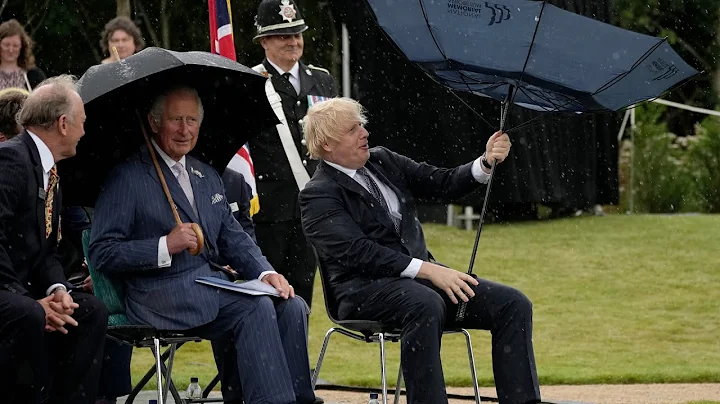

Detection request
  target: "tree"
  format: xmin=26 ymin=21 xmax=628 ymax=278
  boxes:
xmin=611 ymin=0 xmax=720 ymax=135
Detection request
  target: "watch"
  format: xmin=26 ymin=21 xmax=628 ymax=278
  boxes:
xmin=481 ymin=153 xmax=493 ymax=170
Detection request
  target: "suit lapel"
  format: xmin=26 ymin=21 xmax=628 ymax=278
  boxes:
xmin=264 ymin=59 xmax=297 ymax=98
xmin=20 ymin=132 xmax=49 ymax=243
xmin=320 ymin=162 xmax=397 ymax=233
xmin=298 ymin=62 xmax=317 ymax=99
xmin=186 ymin=158 xmax=210 ymax=230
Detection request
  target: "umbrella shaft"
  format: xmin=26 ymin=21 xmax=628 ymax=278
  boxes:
xmin=457 ymin=91 xmax=514 ymax=322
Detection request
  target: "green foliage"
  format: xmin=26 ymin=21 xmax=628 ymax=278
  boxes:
xmin=687 ymin=116 xmax=720 ymax=213
xmin=610 ymin=0 xmax=720 ymax=136
xmin=630 ymin=104 xmax=693 ymax=213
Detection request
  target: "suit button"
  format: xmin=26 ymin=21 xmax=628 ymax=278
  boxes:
xmin=296 ymin=100 xmax=301 ymax=106
xmin=302 ymin=160 xmax=308 ymax=167
xmin=298 ymin=119 xmax=304 ymax=125
xmin=258 ymin=175 xmax=264 ymax=180
xmin=301 ymin=139 xmax=307 ymax=146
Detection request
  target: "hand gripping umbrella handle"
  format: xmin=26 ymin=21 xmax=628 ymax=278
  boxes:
xmin=135 ymin=111 xmax=205 ymax=256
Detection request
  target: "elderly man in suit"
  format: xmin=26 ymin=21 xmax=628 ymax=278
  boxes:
xmin=89 ymin=86 xmax=317 ymax=404
xmin=0 ymin=75 xmax=108 ymax=404
xmin=299 ymin=98 xmax=541 ymax=404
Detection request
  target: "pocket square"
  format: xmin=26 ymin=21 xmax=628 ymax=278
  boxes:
xmin=211 ymin=193 xmax=224 ymax=204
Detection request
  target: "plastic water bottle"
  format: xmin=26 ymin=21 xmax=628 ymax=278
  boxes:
xmin=186 ymin=377 xmax=202 ymax=398
xmin=368 ymin=392 xmax=380 ymax=404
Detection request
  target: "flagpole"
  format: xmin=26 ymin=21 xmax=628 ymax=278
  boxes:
xmin=342 ymin=23 xmax=351 ymax=98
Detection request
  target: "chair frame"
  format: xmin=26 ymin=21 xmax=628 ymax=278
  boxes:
xmin=105 ymin=326 xmax=223 ymax=404
xmin=80 ymin=230 xmax=222 ymax=404
xmin=311 ymin=259 xmax=482 ymax=404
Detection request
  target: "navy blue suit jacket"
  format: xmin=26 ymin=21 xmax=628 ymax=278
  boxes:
xmin=89 ymin=146 xmax=274 ymax=330
xmin=300 ymin=147 xmax=482 ymax=318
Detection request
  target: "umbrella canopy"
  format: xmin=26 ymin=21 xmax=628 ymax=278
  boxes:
xmin=364 ymin=0 xmax=699 ymax=113
xmin=60 ymin=47 xmax=278 ymax=207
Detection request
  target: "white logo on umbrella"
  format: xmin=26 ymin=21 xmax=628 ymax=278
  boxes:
xmin=278 ymin=0 xmax=296 ymax=23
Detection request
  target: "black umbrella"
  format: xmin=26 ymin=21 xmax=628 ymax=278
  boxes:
xmin=60 ymin=47 xmax=278 ymax=209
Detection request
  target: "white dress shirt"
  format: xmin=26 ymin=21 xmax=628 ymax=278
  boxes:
xmin=267 ymin=59 xmax=301 ymax=95
xmin=152 ymin=141 xmax=274 ymax=280
xmin=28 ymin=131 xmax=67 ymax=296
xmin=27 ymin=130 xmax=55 ymax=190
xmin=326 ymin=157 xmax=491 ymax=279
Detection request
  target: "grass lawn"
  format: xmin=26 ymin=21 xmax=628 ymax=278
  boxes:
xmin=130 ymin=214 xmax=720 ymax=390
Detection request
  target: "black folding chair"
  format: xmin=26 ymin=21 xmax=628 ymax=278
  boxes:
xmin=311 ymin=259 xmax=481 ymax=404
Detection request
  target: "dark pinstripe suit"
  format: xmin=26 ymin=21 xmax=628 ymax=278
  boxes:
xmin=89 ymin=146 xmax=315 ymax=404
xmin=0 ymin=132 xmax=108 ymax=404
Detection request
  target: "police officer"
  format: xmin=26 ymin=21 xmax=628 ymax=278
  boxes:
xmin=250 ymin=0 xmax=338 ymax=309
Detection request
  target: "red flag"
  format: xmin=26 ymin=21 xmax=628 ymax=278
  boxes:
xmin=209 ymin=0 xmax=260 ymax=215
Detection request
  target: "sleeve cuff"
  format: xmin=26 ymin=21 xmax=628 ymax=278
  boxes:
xmin=258 ymin=270 xmax=277 ymax=280
xmin=158 ymin=236 xmax=172 ymax=268
xmin=400 ymin=258 xmax=423 ymax=279
xmin=46 ymin=283 xmax=67 ymax=296
xmin=471 ymin=158 xmax=491 ymax=184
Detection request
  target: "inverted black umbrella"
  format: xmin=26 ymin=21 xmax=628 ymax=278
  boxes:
xmin=60 ymin=47 xmax=278 ymax=255
xmin=362 ymin=0 xmax=700 ymax=320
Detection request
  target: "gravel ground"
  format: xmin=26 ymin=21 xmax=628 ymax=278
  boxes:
xmin=313 ymin=383 xmax=720 ymax=404
xmin=124 ymin=383 xmax=720 ymax=403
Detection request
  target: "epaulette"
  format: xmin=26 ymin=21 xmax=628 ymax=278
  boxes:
xmin=252 ymin=63 xmax=271 ymax=78
xmin=307 ymin=64 xmax=330 ymax=75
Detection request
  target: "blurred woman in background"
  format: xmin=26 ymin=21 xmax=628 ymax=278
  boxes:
xmin=0 ymin=19 xmax=45 ymax=91
xmin=99 ymin=16 xmax=145 ymax=63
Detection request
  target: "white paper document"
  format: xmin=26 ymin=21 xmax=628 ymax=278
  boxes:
xmin=195 ymin=277 xmax=280 ymax=297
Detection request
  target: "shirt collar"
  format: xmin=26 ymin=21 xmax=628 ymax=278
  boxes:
xmin=26 ymin=130 xmax=55 ymax=174
xmin=267 ymin=59 xmax=300 ymax=79
xmin=325 ymin=160 xmax=358 ymax=179
xmin=151 ymin=139 xmax=186 ymax=170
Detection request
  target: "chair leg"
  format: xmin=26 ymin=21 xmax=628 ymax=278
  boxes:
xmin=312 ymin=328 xmax=339 ymax=388
xmin=378 ymin=333 xmax=388 ymax=404
xmin=163 ymin=343 xmax=177 ymax=402
xmin=159 ymin=360 xmax=184 ymax=404
xmin=151 ymin=338 xmax=165 ymax=404
xmin=393 ymin=362 xmax=403 ymax=404
xmin=125 ymin=342 xmax=178 ymax=404
xmin=203 ymin=373 xmax=221 ymax=398
xmin=460 ymin=329 xmax=482 ymax=404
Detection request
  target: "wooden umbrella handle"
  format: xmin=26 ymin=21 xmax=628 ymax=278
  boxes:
xmin=136 ymin=112 xmax=204 ymax=255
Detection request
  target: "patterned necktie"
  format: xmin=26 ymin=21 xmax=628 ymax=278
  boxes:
xmin=45 ymin=165 xmax=58 ymax=239
xmin=172 ymin=162 xmax=197 ymax=214
xmin=356 ymin=167 xmax=401 ymax=234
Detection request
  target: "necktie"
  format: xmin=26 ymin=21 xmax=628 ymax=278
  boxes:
xmin=45 ymin=165 xmax=58 ymax=239
xmin=356 ymin=167 xmax=401 ymax=234
xmin=172 ymin=162 xmax=197 ymax=214
xmin=281 ymin=72 xmax=299 ymax=95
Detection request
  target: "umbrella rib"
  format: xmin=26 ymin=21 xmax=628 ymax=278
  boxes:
xmin=444 ymin=87 xmax=498 ymax=130
xmin=509 ymin=0 xmax=549 ymax=109
xmin=593 ymin=38 xmax=667 ymax=96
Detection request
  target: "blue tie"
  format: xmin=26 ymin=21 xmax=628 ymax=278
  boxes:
xmin=357 ymin=167 xmax=401 ymax=234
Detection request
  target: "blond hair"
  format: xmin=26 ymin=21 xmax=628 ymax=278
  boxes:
xmin=302 ymin=97 xmax=367 ymax=159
